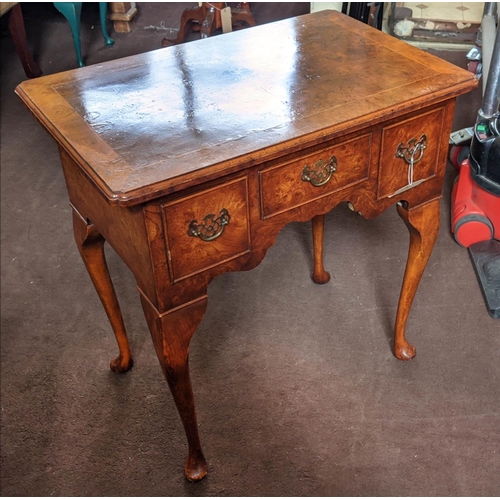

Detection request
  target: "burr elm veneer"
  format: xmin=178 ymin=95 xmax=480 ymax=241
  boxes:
xmin=16 ymin=11 xmax=477 ymax=482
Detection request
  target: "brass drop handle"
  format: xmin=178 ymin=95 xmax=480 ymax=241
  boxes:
xmin=187 ymin=208 xmax=230 ymax=241
xmin=301 ymin=155 xmax=337 ymax=187
xmin=395 ymin=134 xmax=427 ymax=187
xmin=395 ymin=134 xmax=427 ymax=165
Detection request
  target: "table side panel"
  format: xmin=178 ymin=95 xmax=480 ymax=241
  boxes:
xmin=58 ymin=147 xmax=158 ymax=304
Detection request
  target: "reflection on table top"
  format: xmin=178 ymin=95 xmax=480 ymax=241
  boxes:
xmin=16 ymin=10 xmax=477 ymax=204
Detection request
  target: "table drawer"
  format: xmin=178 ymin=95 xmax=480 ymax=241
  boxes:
xmin=378 ymin=106 xmax=446 ymax=199
xmin=162 ymin=177 xmax=250 ymax=282
xmin=259 ymin=134 xmax=371 ymax=218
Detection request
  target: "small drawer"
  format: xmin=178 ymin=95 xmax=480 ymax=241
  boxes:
xmin=259 ymin=134 xmax=371 ymax=218
xmin=377 ymin=107 xmax=446 ymax=199
xmin=162 ymin=177 xmax=250 ymax=282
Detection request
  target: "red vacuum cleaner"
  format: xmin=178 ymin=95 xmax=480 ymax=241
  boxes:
xmin=451 ymin=4 xmax=500 ymax=318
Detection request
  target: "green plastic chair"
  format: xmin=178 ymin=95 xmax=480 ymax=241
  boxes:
xmin=53 ymin=2 xmax=114 ymax=67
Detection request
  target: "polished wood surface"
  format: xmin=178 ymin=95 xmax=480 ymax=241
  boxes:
xmin=17 ymin=11 xmax=475 ymax=205
xmin=16 ymin=10 xmax=477 ymax=481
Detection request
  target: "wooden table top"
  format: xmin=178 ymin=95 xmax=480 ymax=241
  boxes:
xmin=16 ymin=10 xmax=477 ymax=206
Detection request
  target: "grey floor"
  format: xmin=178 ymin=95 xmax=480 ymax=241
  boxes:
xmin=1 ymin=3 xmax=499 ymax=496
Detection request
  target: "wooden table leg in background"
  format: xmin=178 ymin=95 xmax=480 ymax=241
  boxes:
xmin=162 ymin=2 xmax=256 ymax=46
xmin=108 ymin=2 xmax=137 ymax=33
xmin=311 ymin=214 xmax=331 ymax=284
xmin=7 ymin=3 xmax=42 ymax=78
xmin=394 ymin=198 xmax=441 ymax=360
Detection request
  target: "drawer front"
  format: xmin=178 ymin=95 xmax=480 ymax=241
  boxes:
xmin=378 ymin=107 xmax=445 ymax=199
xmin=259 ymin=134 xmax=371 ymax=218
xmin=162 ymin=177 xmax=250 ymax=282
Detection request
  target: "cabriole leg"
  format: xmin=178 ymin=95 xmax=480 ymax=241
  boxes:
xmin=140 ymin=294 xmax=208 ymax=481
xmin=72 ymin=208 xmax=133 ymax=373
xmin=311 ymin=214 xmax=331 ymax=284
xmin=394 ymin=198 xmax=441 ymax=360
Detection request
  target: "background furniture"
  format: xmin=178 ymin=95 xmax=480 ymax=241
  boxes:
xmin=53 ymin=2 xmax=114 ymax=67
xmin=0 ymin=2 xmax=41 ymax=78
xmin=389 ymin=2 xmax=484 ymax=44
xmin=162 ymin=2 xmax=256 ymax=45
xmin=108 ymin=1 xmax=137 ymax=33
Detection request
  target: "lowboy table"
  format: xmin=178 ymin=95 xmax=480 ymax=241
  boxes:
xmin=16 ymin=11 xmax=477 ymax=481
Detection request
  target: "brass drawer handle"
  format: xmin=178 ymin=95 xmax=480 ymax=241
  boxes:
xmin=301 ymin=156 xmax=337 ymax=187
xmin=395 ymin=134 xmax=427 ymax=165
xmin=187 ymin=208 xmax=231 ymax=241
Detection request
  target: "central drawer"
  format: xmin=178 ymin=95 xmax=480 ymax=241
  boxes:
xmin=162 ymin=177 xmax=250 ymax=282
xmin=259 ymin=134 xmax=372 ymax=218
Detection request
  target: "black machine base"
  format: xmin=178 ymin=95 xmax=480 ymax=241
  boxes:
xmin=468 ymin=239 xmax=500 ymax=319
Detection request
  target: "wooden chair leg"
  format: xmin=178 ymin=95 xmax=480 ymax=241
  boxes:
xmin=140 ymin=294 xmax=208 ymax=481
xmin=394 ymin=199 xmax=441 ymax=360
xmin=162 ymin=2 xmax=256 ymax=46
xmin=311 ymin=214 xmax=331 ymax=284
xmin=161 ymin=6 xmax=205 ymax=46
xmin=72 ymin=209 xmax=133 ymax=373
xmin=8 ymin=3 xmax=42 ymax=78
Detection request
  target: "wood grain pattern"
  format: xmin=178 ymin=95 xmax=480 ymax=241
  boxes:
xmin=162 ymin=177 xmax=250 ymax=282
xmin=15 ymin=10 xmax=478 ymax=481
xmin=15 ymin=10 xmax=477 ymax=205
xmin=378 ymin=107 xmax=445 ymax=199
xmin=260 ymin=134 xmax=371 ymax=218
